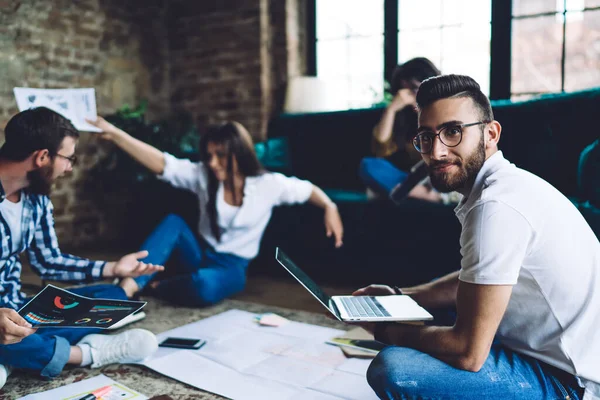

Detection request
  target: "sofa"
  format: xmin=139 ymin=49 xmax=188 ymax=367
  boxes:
xmin=250 ymin=88 xmax=600 ymax=287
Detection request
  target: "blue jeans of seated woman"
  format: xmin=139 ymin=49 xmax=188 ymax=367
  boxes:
xmin=134 ymin=214 xmax=250 ymax=306
xmin=367 ymin=344 xmax=584 ymax=400
xmin=0 ymin=284 xmax=127 ymax=378
xmin=359 ymin=158 xmax=408 ymax=195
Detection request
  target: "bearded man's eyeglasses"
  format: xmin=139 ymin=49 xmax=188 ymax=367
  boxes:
xmin=55 ymin=153 xmax=78 ymax=166
xmin=413 ymin=121 xmax=489 ymax=154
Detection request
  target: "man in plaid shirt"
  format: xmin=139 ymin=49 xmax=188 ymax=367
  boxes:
xmin=0 ymin=108 xmax=163 ymax=388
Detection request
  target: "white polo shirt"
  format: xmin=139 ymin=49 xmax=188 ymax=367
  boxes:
xmin=158 ymin=153 xmax=314 ymax=259
xmin=456 ymin=151 xmax=600 ymax=400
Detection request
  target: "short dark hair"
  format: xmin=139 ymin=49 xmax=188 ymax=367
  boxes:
xmin=390 ymin=57 xmax=441 ymax=94
xmin=0 ymin=107 xmax=79 ymax=161
xmin=416 ymin=74 xmax=494 ymax=122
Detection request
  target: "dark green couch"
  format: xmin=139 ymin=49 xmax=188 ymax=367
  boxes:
xmin=252 ymin=88 xmax=600 ymax=286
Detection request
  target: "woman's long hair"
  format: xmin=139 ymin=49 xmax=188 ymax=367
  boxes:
xmin=199 ymin=121 xmax=264 ymax=242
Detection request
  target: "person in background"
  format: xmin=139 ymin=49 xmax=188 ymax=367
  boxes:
xmin=354 ymin=75 xmax=599 ymax=399
xmin=360 ymin=57 xmax=458 ymax=204
xmin=0 ymin=108 xmax=161 ymax=389
xmin=88 ymin=117 xmax=344 ymax=307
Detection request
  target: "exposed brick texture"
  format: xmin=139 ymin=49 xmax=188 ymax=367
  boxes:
xmin=0 ymin=0 xmax=307 ymax=248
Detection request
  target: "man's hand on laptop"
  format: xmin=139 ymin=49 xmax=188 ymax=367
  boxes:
xmin=352 ymin=284 xmax=395 ymax=297
xmin=103 ymin=250 xmax=165 ymax=278
xmin=0 ymin=308 xmax=37 ymax=344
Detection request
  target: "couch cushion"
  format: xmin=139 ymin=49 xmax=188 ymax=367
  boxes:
xmin=491 ymin=88 xmax=600 ymax=198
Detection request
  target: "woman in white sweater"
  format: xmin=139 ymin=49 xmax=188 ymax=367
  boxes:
xmin=89 ymin=118 xmax=344 ymax=306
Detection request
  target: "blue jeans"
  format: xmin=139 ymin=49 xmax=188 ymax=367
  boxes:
xmin=367 ymin=344 xmax=584 ymax=399
xmin=0 ymin=284 xmax=127 ymax=378
xmin=359 ymin=158 xmax=408 ymax=195
xmin=133 ymin=214 xmax=250 ymax=306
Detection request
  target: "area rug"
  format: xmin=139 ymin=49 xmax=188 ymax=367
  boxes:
xmin=1 ymin=298 xmax=350 ymax=399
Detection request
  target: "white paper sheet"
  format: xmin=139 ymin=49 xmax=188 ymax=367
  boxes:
xmin=141 ymin=309 xmax=379 ymax=400
xmin=309 ymin=369 xmax=380 ymax=400
xmin=146 ymin=350 xmax=301 ymax=400
xmin=13 ymin=87 xmax=101 ymax=132
xmin=17 ymin=374 xmax=147 ymax=400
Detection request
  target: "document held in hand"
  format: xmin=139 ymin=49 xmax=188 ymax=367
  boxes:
xmin=18 ymin=284 xmax=146 ymax=329
xmin=13 ymin=87 xmax=101 ymax=132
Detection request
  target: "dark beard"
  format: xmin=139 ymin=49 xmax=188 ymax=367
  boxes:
xmin=428 ymin=134 xmax=486 ymax=193
xmin=27 ymin=165 xmax=54 ymax=195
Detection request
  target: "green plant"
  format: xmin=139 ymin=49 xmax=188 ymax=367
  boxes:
xmin=370 ymin=80 xmax=394 ymax=108
xmin=86 ymin=101 xmax=200 ymax=194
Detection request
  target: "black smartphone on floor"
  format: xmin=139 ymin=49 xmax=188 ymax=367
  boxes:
xmin=159 ymin=337 xmax=206 ymax=349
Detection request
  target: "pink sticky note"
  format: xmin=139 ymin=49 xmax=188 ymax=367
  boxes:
xmin=258 ymin=313 xmax=289 ymax=327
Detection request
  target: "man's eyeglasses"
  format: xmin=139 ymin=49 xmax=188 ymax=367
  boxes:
xmin=413 ymin=121 xmax=488 ymax=154
xmin=55 ymin=153 xmax=78 ymax=166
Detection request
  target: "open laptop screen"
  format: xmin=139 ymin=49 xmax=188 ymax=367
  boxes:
xmin=275 ymin=248 xmax=335 ymax=314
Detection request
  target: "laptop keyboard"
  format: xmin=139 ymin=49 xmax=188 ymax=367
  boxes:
xmin=340 ymin=296 xmax=391 ymax=318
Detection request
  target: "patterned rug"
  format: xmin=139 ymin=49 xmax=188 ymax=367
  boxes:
xmin=1 ymin=298 xmax=350 ymax=399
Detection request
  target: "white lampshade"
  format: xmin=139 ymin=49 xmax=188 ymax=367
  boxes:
xmin=283 ymin=76 xmax=344 ymax=113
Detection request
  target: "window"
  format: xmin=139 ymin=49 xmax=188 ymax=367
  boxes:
xmin=316 ymin=0 xmax=385 ymax=109
xmin=397 ymin=0 xmax=492 ymax=95
xmin=314 ymin=0 xmax=491 ymax=110
xmin=511 ymin=0 xmax=600 ymax=98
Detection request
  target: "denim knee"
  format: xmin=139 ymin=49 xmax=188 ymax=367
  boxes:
xmin=367 ymin=346 xmax=428 ymax=399
xmin=187 ymin=269 xmax=247 ymax=306
xmin=367 ymin=347 xmax=395 ymax=392
xmin=359 ymin=157 xmax=377 ymax=180
xmin=162 ymin=213 xmax=187 ymax=229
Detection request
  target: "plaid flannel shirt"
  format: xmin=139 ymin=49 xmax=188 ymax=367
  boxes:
xmin=0 ymin=191 xmax=106 ymax=310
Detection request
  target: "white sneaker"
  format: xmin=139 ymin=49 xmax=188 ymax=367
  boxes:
xmin=0 ymin=364 xmax=12 ymax=389
xmin=77 ymin=329 xmax=157 ymax=368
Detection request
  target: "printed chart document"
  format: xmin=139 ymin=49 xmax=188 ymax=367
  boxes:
xmin=18 ymin=285 xmax=146 ymax=329
xmin=17 ymin=374 xmax=147 ymax=400
xmin=141 ymin=309 xmax=379 ymax=400
xmin=13 ymin=87 xmax=101 ymax=132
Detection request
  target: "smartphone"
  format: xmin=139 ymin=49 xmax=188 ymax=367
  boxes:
xmin=159 ymin=337 xmax=206 ymax=349
xmin=326 ymin=338 xmax=387 ymax=353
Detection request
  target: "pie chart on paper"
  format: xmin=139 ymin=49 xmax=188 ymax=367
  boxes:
xmin=54 ymin=296 xmax=79 ymax=310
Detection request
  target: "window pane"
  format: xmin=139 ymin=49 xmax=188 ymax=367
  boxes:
xmin=398 ymin=0 xmax=491 ymax=94
xmin=563 ymin=0 xmax=584 ymax=11
xmin=317 ymin=39 xmax=350 ymax=78
xmin=443 ymin=0 xmax=492 ymax=25
xmin=565 ymin=9 xmax=600 ymax=91
xmin=317 ymin=36 xmax=384 ymax=109
xmin=348 ymin=74 xmax=385 ymax=108
xmin=512 ymin=15 xmax=563 ymax=96
xmin=585 ymin=0 xmax=600 ymax=7
xmin=398 ymin=29 xmax=442 ymax=68
xmin=441 ymin=23 xmax=492 ymax=94
xmin=513 ymin=0 xmax=558 ymax=17
xmin=317 ymin=0 xmax=384 ymax=40
xmin=347 ymin=36 xmax=384 ymax=76
xmin=316 ymin=0 xmax=384 ymax=109
xmin=399 ymin=0 xmax=442 ymax=30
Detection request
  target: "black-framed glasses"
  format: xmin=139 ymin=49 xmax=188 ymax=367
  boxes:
xmin=413 ymin=121 xmax=488 ymax=154
xmin=55 ymin=153 xmax=78 ymax=166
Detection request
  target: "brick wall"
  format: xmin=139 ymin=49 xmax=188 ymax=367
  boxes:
xmin=0 ymin=0 xmax=307 ymax=248
xmin=0 ymin=0 xmax=170 ymax=247
xmin=167 ymin=0 xmax=307 ymax=140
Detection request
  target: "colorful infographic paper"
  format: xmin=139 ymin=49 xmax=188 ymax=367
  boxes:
xmin=17 ymin=374 xmax=148 ymax=400
xmin=18 ymin=285 xmax=146 ymax=329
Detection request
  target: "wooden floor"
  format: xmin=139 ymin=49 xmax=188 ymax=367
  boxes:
xmin=19 ymin=249 xmax=358 ymax=314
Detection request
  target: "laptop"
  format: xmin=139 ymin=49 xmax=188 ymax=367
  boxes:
xmin=275 ymin=248 xmax=433 ymax=322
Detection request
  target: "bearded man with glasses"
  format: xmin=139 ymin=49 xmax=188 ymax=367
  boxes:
xmin=352 ymin=75 xmax=600 ymax=400
xmin=0 ymin=107 xmax=163 ymax=388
